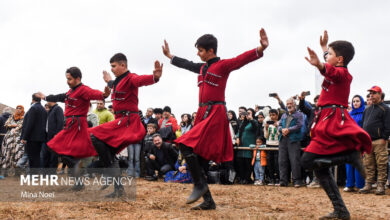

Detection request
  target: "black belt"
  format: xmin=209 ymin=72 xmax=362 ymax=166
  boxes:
xmin=115 ymin=110 xmax=139 ymax=127
xmin=65 ymin=115 xmax=85 ymax=131
xmin=199 ymin=101 xmax=226 ymax=120
xmin=311 ymin=105 xmax=346 ymax=129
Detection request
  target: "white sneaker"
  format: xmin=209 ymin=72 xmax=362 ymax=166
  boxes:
xmin=307 ymin=181 xmax=320 ymax=188
xmin=254 ymin=180 xmax=260 ymax=185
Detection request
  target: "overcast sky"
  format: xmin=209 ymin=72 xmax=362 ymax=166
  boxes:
xmin=1 ymin=0 xmax=389 ymax=117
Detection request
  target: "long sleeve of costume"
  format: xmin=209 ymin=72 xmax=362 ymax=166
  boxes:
xmin=321 ymin=63 xmax=348 ymax=83
xmin=130 ymin=74 xmax=155 ymax=88
xmin=46 ymin=93 xmax=66 ymax=103
xmin=81 ymin=86 xmax=104 ymax=100
xmin=222 ymin=48 xmax=262 ymax=73
xmin=171 ymin=56 xmax=203 ymax=74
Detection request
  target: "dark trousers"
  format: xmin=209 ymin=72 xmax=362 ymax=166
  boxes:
xmin=25 ymin=141 xmax=43 ymax=170
xmin=41 ymin=143 xmax=58 ymax=172
xmin=145 ymin=158 xmax=172 ymax=176
xmin=236 ymin=157 xmax=252 ymax=182
xmin=266 ymin=147 xmax=279 ymax=182
xmin=279 ymin=138 xmax=302 ymax=185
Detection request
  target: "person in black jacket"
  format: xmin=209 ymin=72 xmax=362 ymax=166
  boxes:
xmin=21 ymin=94 xmax=47 ymax=170
xmin=145 ymin=134 xmax=178 ymax=181
xmin=360 ymin=86 xmax=390 ymax=195
xmin=41 ymin=102 xmax=64 ymax=173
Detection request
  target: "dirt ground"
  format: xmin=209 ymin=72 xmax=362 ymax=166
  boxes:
xmin=1 ymin=178 xmax=390 ymax=220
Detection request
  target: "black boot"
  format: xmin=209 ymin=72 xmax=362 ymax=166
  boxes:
xmin=313 ymin=151 xmax=365 ymax=179
xmin=191 ymin=190 xmax=216 ymax=210
xmin=62 ymin=156 xmax=84 ymax=191
xmin=316 ymin=168 xmax=350 ymax=220
xmin=105 ymin=160 xmax=125 ymax=198
xmin=183 ymin=153 xmax=209 ymax=204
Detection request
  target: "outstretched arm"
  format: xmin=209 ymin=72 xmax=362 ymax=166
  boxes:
xmin=131 ymin=61 xmax=163 ymax=87
xmin=37 ymin=92 xmax=66 ymax=103
xmin=305 ymin=47 xmax=325 ymax=72
xmin=162 ymin=40 xmax=203 ymax=74
xmin=222 ymin=28 xmax=269 ymax=73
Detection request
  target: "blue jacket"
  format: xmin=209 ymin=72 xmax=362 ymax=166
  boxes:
xmin=278 ymin=110 xmax=304 ymax=142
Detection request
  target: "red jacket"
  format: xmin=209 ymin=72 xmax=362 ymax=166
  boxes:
xmin=159 ymin=115 xmax=178 ymax=132
xmin=89 ymin=72 xmax=156 ymax=150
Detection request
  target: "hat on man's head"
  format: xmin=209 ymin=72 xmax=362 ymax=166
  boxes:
xmin=163 ymin=106 xmax=171 ymax=114
xmin=368 ymin=86 xmax=382 ymax=94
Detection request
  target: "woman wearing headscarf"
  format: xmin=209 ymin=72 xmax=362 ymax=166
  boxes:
xmin=344 ymin=95 xmax=366 ymax=192
xmin=235 ymin=108 xmax=258 ymax=184
xmin=0 ymin=105 xmax=25 ymax=172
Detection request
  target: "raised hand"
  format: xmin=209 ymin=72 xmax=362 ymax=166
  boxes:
xmin=162 ymin=40 xmax=173 ymax=59
xmin=103 ymin=86 xmax=111 ymax=98
xmin=153 ymin=60 xmax=163 ymax=82
xmin=103 ymin=70 xmax=112 ymax=83
xmin=320 ymin=30 xmax=328 ymax=52
xmin=305 ymin=47 xmax=324 ymax=71
xmin=257 ymin=28 xmax=269 ymax=53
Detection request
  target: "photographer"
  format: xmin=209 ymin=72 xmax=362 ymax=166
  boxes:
xmin=235 ymin=108 xmax=258 ymax=184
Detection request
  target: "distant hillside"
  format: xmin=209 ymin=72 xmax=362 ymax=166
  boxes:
xmin=0 ymin=103 xmax=15 ymax=114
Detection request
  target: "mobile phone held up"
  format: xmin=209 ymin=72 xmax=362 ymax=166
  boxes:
xmin=269 ymin=93 xmax=278 ymax=98
xmin=266 ymin=120 xmax=275 ymax=125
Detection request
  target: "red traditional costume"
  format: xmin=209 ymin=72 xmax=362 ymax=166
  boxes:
xmin=46 ymin=84 xmax=105 ymax=158
xmin=88 ymin=72 xmax=155 ymax=152
xmin=305 ymin=63 xmax=372 ymax=155
xmin=172 ymin=48 xmax=263 ymax=162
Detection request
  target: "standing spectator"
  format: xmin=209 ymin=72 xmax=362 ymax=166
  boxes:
xmin=236 ymin=108 xmax=258 ymax=184
xmin=180 ymin=114 xmax=192 ymax=135
xmin=141 ymin=123 xmax=158 ymax=177
xmin=278 ymin=98 xmax=304 ymax=187
xmin=298 ymin=92 xmax=320 ymax=188
xmin=108 ymin=105 xmax=114 ymax=114
xmin=145 ymin=134 xmax=178 ymax=181
xmin=252 ymin=137 xmax=267 ymax=185
xmin=237 ymin=106 xmax=247 ymax=128
xmin=264 ymin=109 xmax=280 ymax=185
xmin=41 ymin=102 xmax=64 ymax=174
xmin=360 ymin=86 xmax=390 ymax=195
xmin=153 ymin=108 xmax=163 ymax=123
xmin=191 ymin=112 xmax=197 ymax=127
xmin=256 ymin=112 xmax=265 ymax=139
xmin=0 ymin=107 xmax=13 ymax=150
xmin=144 ymin=107 xmax=158 ymax=128
xmin=87 ymin=103 xmax=99 ymax=128
xmin=366 ymin=94 xmax=372 ymax=107
xmin=158 ymin=106 xmax=178 ymax=142
xmin=344 ymin=95 xmax=366 ymax=192
xmin=21 ymin=94 xmax=47 ymax=170
xmin=228 ymin=110 xmax=239 ymax=135
xmin=93 ymin=99 xmax=114 ymax=125
xmin=0 ymin=105 xmax=24 ymax=175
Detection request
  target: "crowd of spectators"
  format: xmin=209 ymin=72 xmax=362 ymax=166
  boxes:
xmin=0 ymin=88 xmax=389 ymax=196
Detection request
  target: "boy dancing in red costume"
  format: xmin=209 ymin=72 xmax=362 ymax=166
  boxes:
xmin=301 ymin=31 xmax=372 ymax=219
xmin=162 ymin=28 xmax=268 ymax=210
xmin=89 ymin=53 xmax=162 ymax=197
